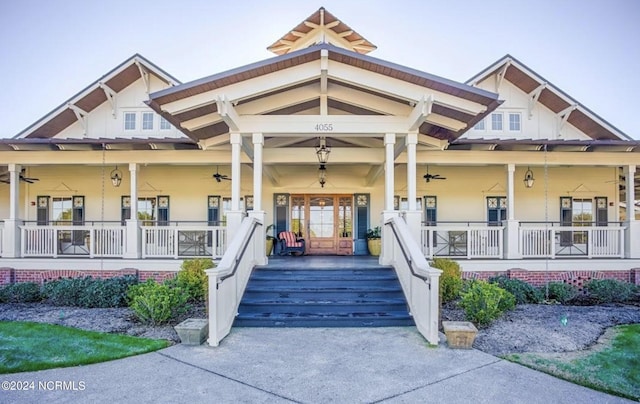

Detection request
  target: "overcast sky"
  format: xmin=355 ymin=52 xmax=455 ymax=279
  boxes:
xmin=0 ymin=0 xmax=638 ymax=139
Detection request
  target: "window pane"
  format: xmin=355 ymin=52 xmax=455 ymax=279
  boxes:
xmin=160 ymin=117 xmax=171 ymax=130
xmin=124 ymin=113 xmax=136 ymax=130
xmin=509 ymin=113 xmax=521 ymax=131
xmin=491 ymin=113 xmax=503 ymax=130
xmin=52 ymin=197 xmax=72 ymax=223
xmin=142 ymin=112 xmax=154 ymax=130
xmin=473 ymin=119 xmax=485 ymax=130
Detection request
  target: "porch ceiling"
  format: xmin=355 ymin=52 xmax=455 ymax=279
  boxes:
xmin=0 ymin=137 xmax=200 ymax=151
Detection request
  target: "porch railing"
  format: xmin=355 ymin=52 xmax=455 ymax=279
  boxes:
xmin=421 ymin=222 xmax=504 ymax=259
xmin=519 ymin=222 xmax=625 ymax=258
xmin=20 ymin=222 xmax=126 ymax=258
xmin=141 ymin=223 xmax=226 ymax=259
xmin=0 ymin=221 xmax=4 ymax=256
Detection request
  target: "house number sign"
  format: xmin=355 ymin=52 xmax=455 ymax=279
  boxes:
xmin=314 ymin=123 xmax=333 ymax=132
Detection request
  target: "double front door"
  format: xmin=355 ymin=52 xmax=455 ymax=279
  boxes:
xmin=290 ymin=194 xmax=353 ymax=255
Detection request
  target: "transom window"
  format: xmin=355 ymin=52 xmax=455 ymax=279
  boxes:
xmin=491 ymin=112 xmax=503 ymax=131
xmin=124 ymin=112 xmax=136 ymax=130
xmin=142 ymin=112 xmax=154 ymax=130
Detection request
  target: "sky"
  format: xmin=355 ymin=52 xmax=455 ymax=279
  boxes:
xmin=0 ymin=0 xmax=639 ymax=139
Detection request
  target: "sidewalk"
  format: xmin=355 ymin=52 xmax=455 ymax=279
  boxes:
xmin=1 ymin=327 xmax=633 ymax=403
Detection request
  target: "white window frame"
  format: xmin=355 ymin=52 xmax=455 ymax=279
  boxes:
xmin=508 ymin=112 xmax=521 ymax=132
xmin=124 ymin=112 xmax=137 ymax=131
xmin=473 ymin=119 xmax=486 ymax=131
xmin=52 ymin=197 xmax=73 ymax=224
xmin=142 ymin=112 xmax=154 ymax=131
xmin=160 ymin=116 xmax=171 ymax=130
xmin=490 ymin=112 xmax=503 ymax=131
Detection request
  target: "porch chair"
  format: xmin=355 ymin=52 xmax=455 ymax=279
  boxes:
xmin=278 ymin=231 xmax=306 ymax=256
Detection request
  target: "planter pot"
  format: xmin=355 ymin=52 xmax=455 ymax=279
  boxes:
xmin=174 ymin=318 xmax=209 ymax=345
xmin=266 ymin=238 xmax=274 ymax=256
xmin=367 ymin=239 xmax=381 ymax=256
xmin=442 ymin=321 xmax=478 ymax=349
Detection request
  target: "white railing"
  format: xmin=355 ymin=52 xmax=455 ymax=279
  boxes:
xmin=141 ymin=226 xmax=226 ymax=259
xmin=421 ymin=223 xmax=504 ymax=259
xmin=519 ymin=224 xmax=625 ymax=258
xmin=20 ymin=224 xmax=126 ymax=258
xmin=207 ymin=217 xmax=262 ymax=347
xmin=385 ymin=216 xmax=441 ymax=345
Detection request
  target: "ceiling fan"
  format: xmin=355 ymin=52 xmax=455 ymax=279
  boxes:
xmin=423 ymin=166 xmax=446 ymax=183
xmin=0 ymin=169 xmax=40 ymax=184
xmin=212 ymin=166 xmax=231 ymax=183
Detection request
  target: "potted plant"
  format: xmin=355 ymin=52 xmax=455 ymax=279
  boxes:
xmin=366 ymin=226 xmax=381 ymax=256
xmin=265 ymin=224 xmax=275 ymax=256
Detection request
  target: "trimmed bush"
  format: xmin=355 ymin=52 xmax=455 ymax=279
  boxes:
xmin=543 ymin=282 xmax=578 ymax=304
xmin=460 ymin=281 xmax=516 ymax=326
xmin=0 ymin=282 xmax=42 ymax=303
xmin=175 ymin=258 xmax=214 ymax=303
xmin=488 ymin=275 xmax=543 ymax=304
xmin=42 ymin=277 xmax=93 ymax=306
xmin=584 ymin=279 xmax=636 ymax=303
xmin=127 ymin=280 xmax=189 ymax=325
xmin=42 ymin=276 xmax=137 ymax=308
xmin=430 ymin=258 xmax=463 ymax=303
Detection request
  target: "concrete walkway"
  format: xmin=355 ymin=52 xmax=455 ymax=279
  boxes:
xmin=1 ymin=327 xmax=632 ymax=403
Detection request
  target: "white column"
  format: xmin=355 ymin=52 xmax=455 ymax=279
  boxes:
xmin=504 ymin=164 xmax=521 ymax=259
xmin=625 ymin=165 xmax=639 ymax=258
xmin=3 ymin=164 xmax=21 ymax=257
xmin=248 ymin=133 xmax=267 ymax=265
xmin=226 ymin=132 xmax=245 ymax=243
xmin=124 ymin=163 xmax=140 ymax=259
xmin=404 ymin=133 xmax=422 ymax=243
xmin=381 ymin=133 xmax=398 ymax=265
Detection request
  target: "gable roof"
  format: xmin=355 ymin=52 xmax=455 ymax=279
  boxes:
xmin=148 ymin=43 xmax=501 ymax=143
xmin=14 ymin=54 xmax=181 ymax=139
xmin=467 ymin=54 xmax=632 ymax=141
xmin=267 ymin=7 xmax=376 ymax=55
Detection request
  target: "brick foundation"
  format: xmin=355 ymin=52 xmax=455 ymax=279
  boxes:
xmin=1 ymin=268 xmax=176 ymax=285
xmin=0 ymin=267 xmax=15 ymax=286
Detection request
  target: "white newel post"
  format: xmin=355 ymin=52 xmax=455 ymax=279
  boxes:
xmin=505 ymin=164 xmax=521 ymax=259
xmin=404 ymin=133 xmax=422 ymax=243
xmin=124 ymin=163 xmax=140 ymax=259
xmin=3 ymin=164 xmax=21 ymax=257
xmin=248 ymin=133 xmax=267 ymax=265
xmin=226 ymin=133 xmax=245 ymax=243
xmin=380 ymin=133 xmax=398 ymax=265
xmin=625 ymin=165 xmax=639 ymax=258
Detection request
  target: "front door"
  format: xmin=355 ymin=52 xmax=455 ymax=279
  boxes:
xmin=291 ymin=194 xmax=353 ymax=255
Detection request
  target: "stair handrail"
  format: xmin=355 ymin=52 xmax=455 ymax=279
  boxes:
xmin=385 ymin=216 xmax=441 ymax=345
xmin=206 ymin=216 xmax=263 ymax=346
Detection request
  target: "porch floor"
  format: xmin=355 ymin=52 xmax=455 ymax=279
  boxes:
xmin=264 ymin=255 xmax=382 ymax=270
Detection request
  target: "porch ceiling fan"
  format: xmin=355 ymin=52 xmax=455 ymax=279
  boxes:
xmin=212 ymin=166 xmax=231 ymax=183
xmin=0 ymin=169 xmax=40 ymax=184
xmin=423 ymin=166 xmax=446 ymax=183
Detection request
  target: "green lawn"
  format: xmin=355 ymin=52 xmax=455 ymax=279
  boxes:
xmin=0 ymin=321 xmax=170 ymax=374
xmin=505 ymin=324 xmax=640 ymax=401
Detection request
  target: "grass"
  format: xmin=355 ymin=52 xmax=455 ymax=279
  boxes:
xmin=505 ymin=324 xmax=640 ymax=401
xmin=0 ymin=321 xmax=170 ymax=374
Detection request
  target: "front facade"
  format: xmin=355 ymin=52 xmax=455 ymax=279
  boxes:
xmin=1 ymin=8 xmax=639 ymax=287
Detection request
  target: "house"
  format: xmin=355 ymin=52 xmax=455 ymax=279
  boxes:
xmin=1 ymin=8 xmax=638 ymax=343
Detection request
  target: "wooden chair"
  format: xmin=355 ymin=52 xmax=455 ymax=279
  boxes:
xmin=278 ymin=231 xmax=305 ymax=256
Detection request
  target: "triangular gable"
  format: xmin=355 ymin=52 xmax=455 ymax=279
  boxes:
xmin=467 ymin=54 xmax=631 ymax=141
xmin=267 ymin=7 xmax=376 ymax=55
xmin=15 ymin=54 xmax=181 ymax=139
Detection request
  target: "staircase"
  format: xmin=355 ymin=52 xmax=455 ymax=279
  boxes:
xmin=234 ymin=258 xmax=414 ymax=327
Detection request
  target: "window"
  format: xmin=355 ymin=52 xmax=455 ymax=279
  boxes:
xmin=487 ymin=196 xmax=507 ymax=225
xmin=142 ymin=112 xmax=154 ymax=130
xmin=559 ymin=197 xmax=608 ymax=246
xmin=473 ymin=119 xmax=485 ymax=131
xmin=160 ymin=117 xmax=171 ymax=130
xmin=400 ymin=197 xmax=423 ymax=211
xmin=52 ymin=197 xmax=73 ymax=224
xmin=509 ymin=113 xmax=521 ymax=131
xmin=124 ymin=112 xmax=136 ymax=130
xmin=222 ymin=197 xmax=245 ymax=224
xmin=491 ymin=113 xmax=503 ymax=131
xmin=137 ymin=197 xmax=156 ymax=225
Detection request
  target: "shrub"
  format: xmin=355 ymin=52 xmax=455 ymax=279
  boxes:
xmin=0 ymin=282 xmax=42 ymax=303
xmin=42 ymin=277 xmax=93 ymax=306
xmin=543 ymin=282 xmax=578 ymax=304
xmin=127 ymin=280 xmax=189 ymax=325
xmin=175 ymin=258 xmax=214 ymax=303
xmin=42 ymin=276 xmax=137 ymax=308
xmin=459 ymin=281 xmax=516 ymax=326
xmin=430 ymin=258 xmax=463 ymax=303
xmin=488 ymin=276 xmax=543 ymax=304
xmin=584 ymin=279 xmax=636 ymax=303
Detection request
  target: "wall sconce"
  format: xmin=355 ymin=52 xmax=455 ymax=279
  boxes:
xmin=316 ymin=137 xmax=331 ymax=164
xmin=318 ymin=164 xmax=327 ymax=188
xmin=523 ymin=167 xmax=535 ymax=188
xmin=110 ymin=166 xmax=122 ymax=187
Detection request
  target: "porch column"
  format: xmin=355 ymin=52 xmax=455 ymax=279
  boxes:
xmin=226 ymin=132 xmax=245 ymax=243
xmin=248 ymin=133 xmax=267 ymax=265
xmin=504 ymin=164 xmax=521 ymax=259
xmin=625 ymin=165 xmax=639 ymax=258
xmin=404 ymin=133 xmax=422 ymax=242
xmin=3 ymin=164 xmax=21 ymax=257
xmin=381 ymin=133 xmax=398 ymax=265
xmin=124 ymin=163 xmax=140 ymax=259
